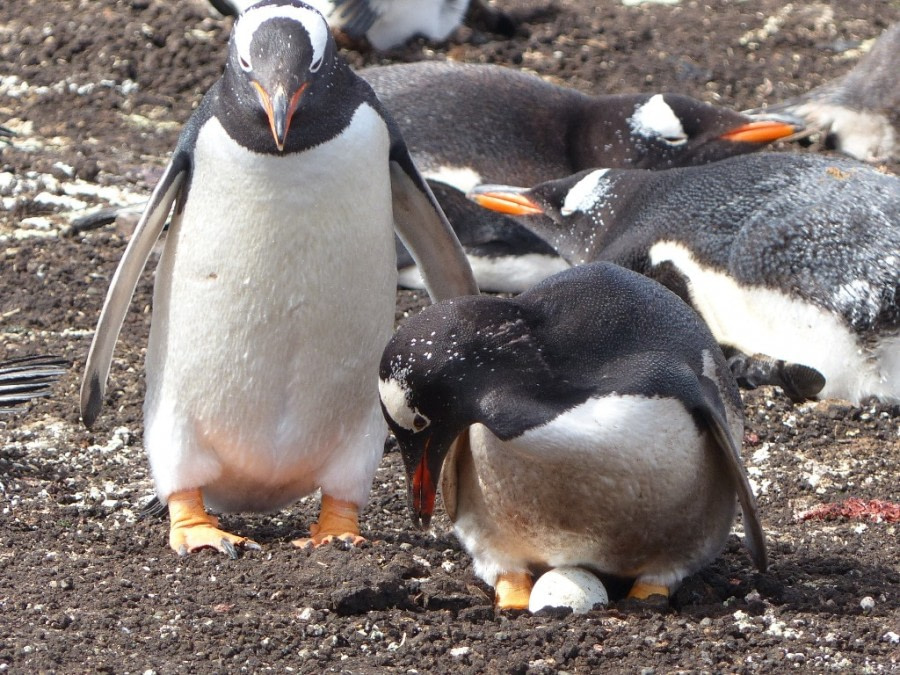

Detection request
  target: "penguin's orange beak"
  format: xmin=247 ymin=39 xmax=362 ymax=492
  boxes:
xmin=719 ymin=119 xmax=799 ymax=144
xmin=467 ymin=185 xmax=545 ymax=216
xmin=254 ymin=81 xmax=308 ymax=151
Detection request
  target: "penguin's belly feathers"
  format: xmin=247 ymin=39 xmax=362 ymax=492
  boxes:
xmin=453 ymin=395 xmax=737 ymax=588
xmin=145 ymin=103 xmax=397 ymax=511
xmin=649 ymin=241 xmax=899 ymax=403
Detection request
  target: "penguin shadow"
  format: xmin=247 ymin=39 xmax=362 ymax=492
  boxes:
xmin=669 ymin=536 xmax=899 ymax=619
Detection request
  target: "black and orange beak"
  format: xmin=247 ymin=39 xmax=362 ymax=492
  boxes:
xmin=467 ymin=185 xmax=545 ymax=216
xmin=253 ymin=81 xmax=308 ymax=151
xmin=719 ymin=116 xmax=803 ymax=144
xmin=410 ymin=437 xmax=437 ymax=528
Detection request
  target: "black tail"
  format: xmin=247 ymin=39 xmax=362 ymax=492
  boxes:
xmin=0 ymin=355 xmax=68 ymax=413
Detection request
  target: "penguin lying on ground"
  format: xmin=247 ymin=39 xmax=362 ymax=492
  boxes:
xmin=379 ymin=262 xmax=766 ymax=608
xmin=209 ymin=0 xmax=515 ymax=49
xmin=360 ymin=61 xmax=803 ymax=292
xmin=753 ymin=23 xmax=899 ymax=162
xmin=81 ymin=0 xmax=477 ymax=557
xmin=0 ymin=356 xmax=68 ymax=414
xmin=469 ymin=152 xmax=900 ymax=404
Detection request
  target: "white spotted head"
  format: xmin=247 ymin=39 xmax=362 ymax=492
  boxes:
xmin=561 ymin=169 xmax=612 ymax=216
xmin=628 ymin=94 xmax=688 ymax=145
xmin=224 ymin=0 xmax=335 ymax=151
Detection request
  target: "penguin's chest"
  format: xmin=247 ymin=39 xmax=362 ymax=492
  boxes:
xmin=147 ymin=105 xmax=396 ymax=454
xmin=455 ymin=395 xmax=733 ymax=571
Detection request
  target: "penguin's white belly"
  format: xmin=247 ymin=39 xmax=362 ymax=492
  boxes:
xmin=145 ymin=105 xmax=397 ymax=511
xmin=364 ymin=0 xmax=469 ymax=49
xmin=453 ymin=395 xmax=736 ymax=588
xmin=398 ymin=252 xmax=569 ymax=294
xmin=650 ymin=241 xmax=898 ymax=404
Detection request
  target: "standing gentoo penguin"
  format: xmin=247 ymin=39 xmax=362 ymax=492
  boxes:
xmin=755 ymin=23 xmax=899 ymax=162
xmin=469 ymin=153 xmax=900 ymax=404
xmin=360 ymin=61 xmax=802 ymax=292
xmin=81 ymin=0 xmax=477 ymax=557
xmin=0 ymin=355 xmax=68 ymax=413
xmin=379 ymin=262 xmax=766 ymax=608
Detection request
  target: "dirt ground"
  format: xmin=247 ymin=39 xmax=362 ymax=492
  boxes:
xmin=1 ymin=0 xmax=899 ymax=672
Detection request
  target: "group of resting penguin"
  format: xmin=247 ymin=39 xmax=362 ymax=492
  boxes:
xmin=5 ymin=1 xmax=898 ymax=611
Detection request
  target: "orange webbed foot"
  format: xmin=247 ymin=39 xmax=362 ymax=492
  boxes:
xmin=627 ymin=581 xmax=670 ymax=600
xmin=292 ymin=494 xmax=365 ymax=549
xmin=495 ymin=571 xmax=533 ymax=610
xmin=167 ymin=489 xmax=259 ymax=558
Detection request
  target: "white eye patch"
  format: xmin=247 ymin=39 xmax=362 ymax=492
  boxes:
xmin=561 ymin=169 xmax=611 ymax=216
xmin=629 ymin=94 xmax=688 ymax=145
xmin=378 ymin=377 xmax=431 ymax=432
xmin=234 ymin=3 xmax=329 ymax=72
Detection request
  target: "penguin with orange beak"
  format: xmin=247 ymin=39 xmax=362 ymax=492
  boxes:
xmin=81 ymin=0 xmax=477 ymax=557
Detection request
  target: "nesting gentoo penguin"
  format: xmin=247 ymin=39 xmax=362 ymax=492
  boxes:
xmin=0 ymin=355 xmax=68 ymax=413
xmin=360 ymin=61 xmax=802 ymax=292
xmin=469 ymin=152 xmax=900 ymax=404
xmin=755 ymin=23 xmax=899 ymax=162
xmin=81 ymin=0 xmax=477 ymax=557
xmin=209 ymin=0 xmax=512 ymax=50
xmin=379 ymin=262 xmax=767 ymax=608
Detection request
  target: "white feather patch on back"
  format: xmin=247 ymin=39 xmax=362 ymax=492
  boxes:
xmin=628 ymin=94 xmax=688 ymax=144
xmin=235 ymin=3 xmax=330 ymax=69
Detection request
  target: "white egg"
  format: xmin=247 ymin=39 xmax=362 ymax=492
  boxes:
xmin=528 ymin=567 xmax=609 ymax=614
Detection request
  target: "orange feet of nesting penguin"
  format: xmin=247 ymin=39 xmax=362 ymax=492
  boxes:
xmin=292 ymin=494 xmax=366 ymax=548
xmin=627 ymin=581 xmax=670 ymax=600
xmin=168 ymin=488 xmax=260 ymax=559
xmin=495 ymin=571 xmax=534 ymax=610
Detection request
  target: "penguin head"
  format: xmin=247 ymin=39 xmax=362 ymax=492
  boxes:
xmin=225 ymin=0 xmax=336 ymax=151
xmin=379 ymin=296 xmax=552 ymax=527
xmin=467 ymin=169 xmax=626 ymax=265
xmin=621 ymin=94 xmax=801 ymax=167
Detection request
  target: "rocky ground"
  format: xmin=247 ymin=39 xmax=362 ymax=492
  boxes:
xmin=1 ymin=0 xmax=898 ymax=672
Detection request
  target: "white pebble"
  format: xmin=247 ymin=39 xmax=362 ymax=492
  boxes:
xmin=528 ymin=567 xmax=609 ymax=614
xmin=860 ymin=596 xmax=876 ymax=611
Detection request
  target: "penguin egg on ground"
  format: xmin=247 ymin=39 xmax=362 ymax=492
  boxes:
xmin=528 ymin=567 xmax=609 ymax=614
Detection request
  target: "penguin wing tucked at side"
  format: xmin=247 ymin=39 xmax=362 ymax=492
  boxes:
xmin=80 ymin=153 xmax=189 ymax=428
xmin=693 ymin=377 xmax=767 ymax=572
xmin=387 ymin=129 xmax=479 ymax=300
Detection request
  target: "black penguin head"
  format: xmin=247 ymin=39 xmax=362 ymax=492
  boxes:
xmin=224 ymin=0 xmax=337 ymax=151
xmin=467 ymin=169 xmax=628 ymax=264
xmin=618 ymin=93 xmax=800 ymax=168
xmin=379 ymin=297 xmax=549 ymax=527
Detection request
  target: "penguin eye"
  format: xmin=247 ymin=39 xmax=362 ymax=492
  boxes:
xmin=309 ymin=55 xmax=323 ymax=73
xmin=661 ymin=134 xmax=688 ymax=146
xmin=413 ymin=413 xmax=429 ymax=431
xmin=239 ymin=55 xmax=252 ymax=72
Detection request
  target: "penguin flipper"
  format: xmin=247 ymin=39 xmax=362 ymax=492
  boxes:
xmin=388 ymin=142 xmax=479 ymax=301
xmin=80 ymin=156 xmax=189 ymax=428
xmin=439 ymin=429 xmax=472 ymax=523
xmin=695 ymin=378 xmax=768 ymax=573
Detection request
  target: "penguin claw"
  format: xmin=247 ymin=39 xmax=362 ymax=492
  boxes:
xmin=291 ymin=532 xmax=366 ymax=549
xmin=168 ymin=524 xmax=257 ymax=558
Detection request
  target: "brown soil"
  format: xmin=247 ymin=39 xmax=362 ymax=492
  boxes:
xmin=1 ymin=0 xmax=898 ymax=672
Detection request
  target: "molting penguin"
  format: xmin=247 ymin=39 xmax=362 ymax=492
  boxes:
xmin=360 ymin=61 xmax=802 ymax=292
xmin=755 ymin=23 xmax=899 ymax=162
xmin=209 ymin=0 xmax=512 ymax=50
xmin=81 ymin=0 xmax=477 ymax=557
xmin=0 ymin=355 xmax=68 ymax=414
xmin=379 ymin=262 xmax=766 ymax=608
xmin=469 ymin=153 xmax=900 ymax=404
